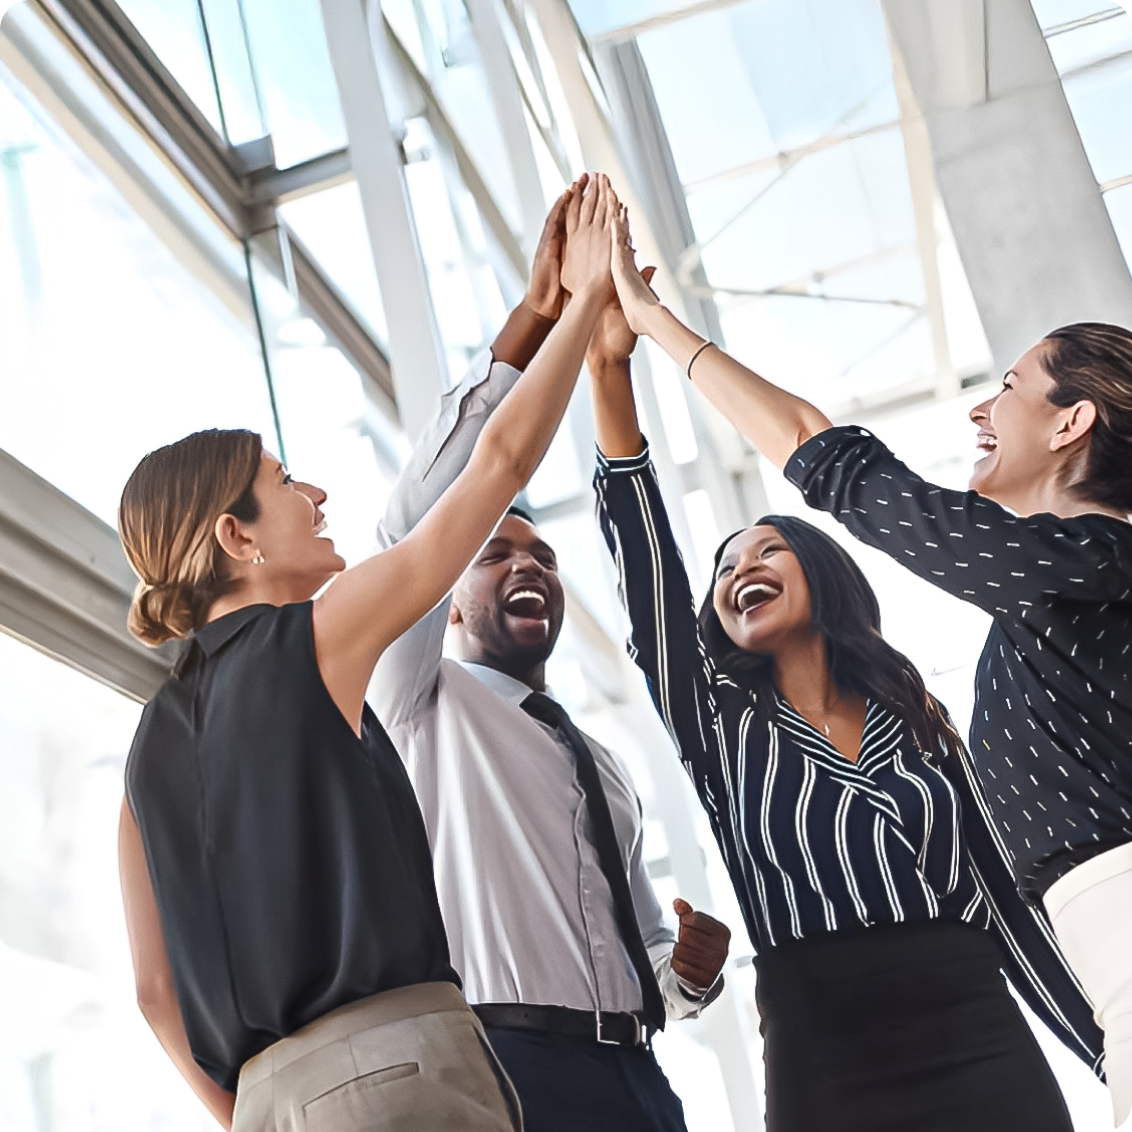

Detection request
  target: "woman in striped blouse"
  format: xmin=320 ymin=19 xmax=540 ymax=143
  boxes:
xmin=608 ymin=206 xmax=1132 ymax=1127
xmin=586 ymin=261 xmax=1101 ymax=1130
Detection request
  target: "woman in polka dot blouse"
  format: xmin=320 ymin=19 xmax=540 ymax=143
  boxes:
xmin=610 ymin=210 xmax=1132 ymax=1127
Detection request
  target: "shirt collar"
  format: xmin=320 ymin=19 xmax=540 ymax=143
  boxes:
xmin=458 ymin=661 xmax=542 ymax=707
xmin=182 ymin=604 xmax=274 ymax=666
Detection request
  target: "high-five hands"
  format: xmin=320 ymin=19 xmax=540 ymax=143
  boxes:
xmin=588 ymin=265 xmax=656 ymax=368
xmin=524 ymin=183 xmax=576 ymax=321
xmin=610 ymin=205 xmax=662 ymax=337
xmin=670 ymin=898 xmax=731 ymax=993
xmin=560 ymin=173 xmax=618 ymax=301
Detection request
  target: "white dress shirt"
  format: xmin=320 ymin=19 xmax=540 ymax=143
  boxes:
xmin=370 ymin=351 xmax=713 ymax=1020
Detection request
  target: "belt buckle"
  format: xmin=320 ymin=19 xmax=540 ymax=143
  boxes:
xmin=595 ymin=1011 xmax=620 ymax=1046
xmin=595 ymin=1011 xmax=641 ymax=1047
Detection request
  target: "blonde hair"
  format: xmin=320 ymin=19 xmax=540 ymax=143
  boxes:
xmin=119 ymin=429 xmax=263 ymax=646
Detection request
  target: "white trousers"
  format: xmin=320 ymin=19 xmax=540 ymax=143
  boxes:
xmin=1044 ymin=842 xmax=1132 ymax=1129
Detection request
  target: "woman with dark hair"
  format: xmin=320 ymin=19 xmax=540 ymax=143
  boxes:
xmin=608 ymin=209 xmax=1132 ymax=1125
xmin=585 ymin=275 xmax=1103 ymax=1131
xmin=116 ymin=176 xmax=619 ymax=1132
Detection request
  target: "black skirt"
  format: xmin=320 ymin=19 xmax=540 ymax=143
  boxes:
xmin=755 ymin=920 xmax=1072 ymax=1132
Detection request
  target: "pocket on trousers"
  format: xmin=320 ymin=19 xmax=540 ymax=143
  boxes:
xmin=303 ymin=1062 xmax=421 ymax=1131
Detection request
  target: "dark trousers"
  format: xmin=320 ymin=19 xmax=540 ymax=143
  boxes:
xmin=483 ymin=1027 xmax=688 ymax=1132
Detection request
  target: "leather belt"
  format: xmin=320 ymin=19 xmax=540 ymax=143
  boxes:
xmin=472 ymin=1003 xmax=650 ymax=1048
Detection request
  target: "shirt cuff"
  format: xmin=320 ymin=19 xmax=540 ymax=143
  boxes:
xmin=677 ymin=971 xmax=724 ymax=1004
xmin=595 ymin=440 xmax=652 ymax=474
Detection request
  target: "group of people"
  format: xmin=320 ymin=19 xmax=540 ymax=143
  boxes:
xmin=114 ymin=172 xmax=1132 ymax=1132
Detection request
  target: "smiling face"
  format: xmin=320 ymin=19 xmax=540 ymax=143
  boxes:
xmin=712 ymin=525 xmax=814 ymax=655
xmin=236 ymin=451 xmax=345 ymax=599
xmin=450 ymin=514 xmax=565 ymax=682
xmin=968 ymin=341 xmax=1079 ymax=511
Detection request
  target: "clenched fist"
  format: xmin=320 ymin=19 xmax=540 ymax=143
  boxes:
xmin=670 ymin=898 xmax=730 ymax=993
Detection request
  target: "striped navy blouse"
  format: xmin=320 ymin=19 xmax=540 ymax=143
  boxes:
xmin=595 ymin=445 xmax=1103 ymax=1074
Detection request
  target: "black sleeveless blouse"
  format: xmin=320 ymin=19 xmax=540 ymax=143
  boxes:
xmin=125 ymin=602 xmax=458 ymax=1090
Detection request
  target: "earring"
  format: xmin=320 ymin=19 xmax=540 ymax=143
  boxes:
xmin=251 ymin=551 xmax=265 ymax=565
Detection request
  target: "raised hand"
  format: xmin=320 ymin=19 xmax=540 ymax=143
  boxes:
xmin=560 ymin=173 xmax=617 ymax=301
xmin=588 ymin=266 xmax=656 ymax=368
xmin=610 ymin=205 xmax=662 ymax=336
xmin=671 ymin=897 xmax=730 ymax=992
xmin=525 ymin=181 xmax=577 ymax=321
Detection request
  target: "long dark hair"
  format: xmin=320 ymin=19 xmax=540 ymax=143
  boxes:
xmin=697 ymin=515 xmax=962 ymax=759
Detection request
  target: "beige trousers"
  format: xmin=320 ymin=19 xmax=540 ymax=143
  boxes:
xmin=1044 ymin=843 xmax=1132 ymax=1129
xmin=232 ymin=983 xmax=522 ymax=1132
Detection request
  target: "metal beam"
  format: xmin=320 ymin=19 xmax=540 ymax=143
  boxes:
xmin=247 ymin=146 xmax=353 ymax=205
xmin=36 ymin=0 xmax=255 ymax=236
xmin=319 ymin=0 xmax=448 ymax=441
xmin=0 ymin=448 xmax=178 ymax=702
xmin=882 ymin=0 xmax=1132 ymax=371
xmin=25 ymin=0 xmax=399 ymax=417
xmin=464 ymin=0 xmax=548 ymax=251
xmin=889 ymin=32 xmax=958 ymax=399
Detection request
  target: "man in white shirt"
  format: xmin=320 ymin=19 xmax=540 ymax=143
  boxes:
xmin=371 ymin=192 xmax=730 ymax=1132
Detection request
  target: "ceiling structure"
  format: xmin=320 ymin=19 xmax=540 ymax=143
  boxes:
xmin=1 ymin=0 xmax=1131 ymax=1127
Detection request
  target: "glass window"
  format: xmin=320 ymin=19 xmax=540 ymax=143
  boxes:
xmin=239 ymin=0 xmax=349 ymax=169
xmin=0 ymin=56 xmax=279 ymax=528
xmin=280 ymin=182 xmax=390 ymax=345
xmin=113 ymin=0 xmax=224 ymax=135
xmin=0 ymin=630 xmax=215 ymax=1132
xmin=1061 ymin=47 xmax=1132 ymax=185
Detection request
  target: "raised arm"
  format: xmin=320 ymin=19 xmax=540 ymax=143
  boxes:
xmin=588 ymin=295 xmax=731 ymax=819
xmin=609 ymin=207 xmax=831 ymax=469
xmin=119 ymin=800 xmax=236 ymax=1128
xmin=316 ymin=175 xmax=617 ymax=731
xmin=372 ymin=190 xmax=574 ymax=727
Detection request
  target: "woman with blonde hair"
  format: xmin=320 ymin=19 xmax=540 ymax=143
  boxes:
xmin=117 ymin=176 xmax=618 ymax=1132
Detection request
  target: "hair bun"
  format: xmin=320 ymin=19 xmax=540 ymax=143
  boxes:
xmin=128 ymin=579 xmax=196 ymax=647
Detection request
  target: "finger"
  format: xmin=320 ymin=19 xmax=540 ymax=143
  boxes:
xmin=580 ymin=173 xmax=599 ymax=225
xmin=673 ymin=898 xmax=693 ymax=918
xmin=597 ymin=177 xmax=614 ymax=229
xmin=670 ymin=957 xmax=717 ymax=989
xmin=682 ymin=914 xmax=731 ymax=943
xmin=542 ymin=189 xmax=570 ymax=238
xmin=566 ymin=180 xmax=583 ymax=232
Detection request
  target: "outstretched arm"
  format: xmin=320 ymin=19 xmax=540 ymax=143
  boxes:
xmin=119 ymin=801 xmax=236 ymax=1128
xmin=372 ymin=188 xmax=576 ymax=727
xmin=609 ymin=207 xmax=832 ymax=469
xmin=317 ymin=175 xmax=619 ymax=732
xmin=490 ymin=184 xmax=574 ymax=371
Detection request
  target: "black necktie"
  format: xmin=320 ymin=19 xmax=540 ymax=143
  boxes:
xmin=521 ymin=691 xmax=666 ymax=1031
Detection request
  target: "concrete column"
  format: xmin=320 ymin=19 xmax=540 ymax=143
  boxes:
xmin=319 ymin=0 xmax=448 ymax=440
xmin=882 ymin=0 xmax=1132 ymax=373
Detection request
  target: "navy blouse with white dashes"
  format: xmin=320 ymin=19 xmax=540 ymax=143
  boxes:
xmin=787 ymin=426 xmax=1132 ymax=902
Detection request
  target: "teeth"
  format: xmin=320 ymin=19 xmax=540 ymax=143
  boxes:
xmin=737 ymin=583 xmax=778 ymax=612
xmin=314 ymin=519 xmax=328 ymax=535
xmin=505 ymin=590 xmax=546 ymax=609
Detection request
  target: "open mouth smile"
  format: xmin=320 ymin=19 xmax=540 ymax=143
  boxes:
xmin=503 ymin=588 xmax=549 ymax=622
xmin=975 ymin=430 xmax=997 ymax=453
xmin=735 ymin=581 xmax=781 ymax=615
